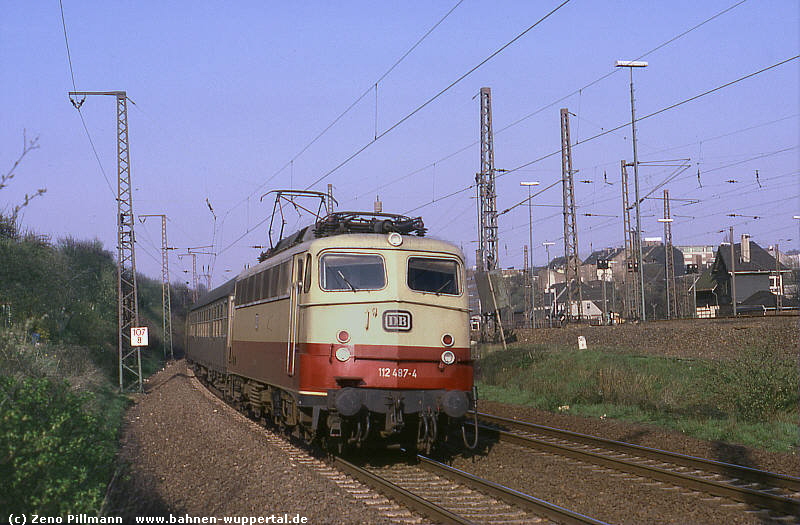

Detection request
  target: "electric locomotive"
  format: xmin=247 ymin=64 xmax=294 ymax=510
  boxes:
xmin=187 ymin=197 xmax=477 ymax=452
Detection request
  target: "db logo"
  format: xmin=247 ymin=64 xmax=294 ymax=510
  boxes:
xmin=131 ymin=326 xmax=149 ymax=347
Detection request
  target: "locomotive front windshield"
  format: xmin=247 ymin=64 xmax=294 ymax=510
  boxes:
xmin=407 ymin=257 xmax=460 ymax=295
xmin=320 ymin=253 xmax=386 ymax=291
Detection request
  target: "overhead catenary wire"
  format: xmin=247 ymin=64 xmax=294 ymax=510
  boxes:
xmin=216 ymin=0 xmax=466 ymax=226
xmin=345 ymin=0 xmax=754 ymax=210
xmin=303 ymin=0 xmax=572 ymax=191
xmin=217 ymin=1 xmax=572 ymax=259
xmin=403 ymin=55 xmax=800 ymax=218
xmin=218 ymin=0 xmax=756 ymax=260
xmin=59 ymin=1 xmax=116 ymax=198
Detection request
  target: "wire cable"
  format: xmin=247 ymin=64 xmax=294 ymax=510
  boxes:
xmin=344 ymin=0 xmax=752 ymax=208
xmin=59 ymin=1 xmax=117 ymax=198
xmin=218 ymin=0 xmax=465 ymax=223
xmin=303 ymin=0 xmax=572 ymax=190
xmin=406 ymin=55 xmax=800 ymax=216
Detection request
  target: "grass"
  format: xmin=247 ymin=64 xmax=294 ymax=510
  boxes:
xmin=475 ymin=343 xmax=799 ymax=452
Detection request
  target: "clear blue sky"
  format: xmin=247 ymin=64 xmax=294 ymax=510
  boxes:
xmin=3 ymin=1 xmax=798 ymax=286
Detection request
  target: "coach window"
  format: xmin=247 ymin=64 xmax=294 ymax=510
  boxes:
xmin=320 ymin=253 xmax=386 ymax=291
xmin=407 ymin=257 xmax=460 ymax=295
xmin=258 ymin=270 xmax=269 ymax=299
xmin=303 ymin=254 xmax=312 ymax=293
xmin=262 ymin=267 xmax=273 ymax=299
xmin=296 ymin=259 xmax=304 ymax=289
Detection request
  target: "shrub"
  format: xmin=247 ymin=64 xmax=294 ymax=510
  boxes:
xmin=714 ymin=346 xmax=798 ymax=422
xmin=0 ymin=375 xmax=116 ymax=514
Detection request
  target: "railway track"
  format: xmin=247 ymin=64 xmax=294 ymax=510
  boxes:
xmin=333 ymin=454 xmax=609 ymax=525
xmin=477 ymin=412 xmax=800 ymax=519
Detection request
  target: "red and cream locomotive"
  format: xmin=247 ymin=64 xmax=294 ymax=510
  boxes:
xmin=187 ymin=193 xmax=477 ymax=452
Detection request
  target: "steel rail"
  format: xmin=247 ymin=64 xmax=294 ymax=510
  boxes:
xmin=477 ymin=417 xmax=799 ymax=516
xmin=417 ymin=455 xmax=610 ymax=525
xmin=477 ymin=412 xmax=800 ymax=492
xmin=332 ymin=456 xmax=475 ymax=525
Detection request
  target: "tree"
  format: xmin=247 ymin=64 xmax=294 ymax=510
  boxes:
xmin=1 ymin=131 xmax=46 ymax=239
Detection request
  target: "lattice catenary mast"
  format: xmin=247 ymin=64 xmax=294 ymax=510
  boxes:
xmin=69 ymin=91 xmax=141 ymax=392
xmin=620 ymin=161 xmax=641 ymax=320
xmin=476 ymin=87 xmax=498 ymax=272
xmin=559 ymin=108 xmax=582 ymax=321
xmin=140 ymin=214 xmax=174 ymax=360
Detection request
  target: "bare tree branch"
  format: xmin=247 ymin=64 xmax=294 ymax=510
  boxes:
xmin=1 ymin=130 xmax=40 ymax=191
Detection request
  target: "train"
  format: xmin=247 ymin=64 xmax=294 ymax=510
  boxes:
xmin=186 ymin=207 xmax=478 ymax=453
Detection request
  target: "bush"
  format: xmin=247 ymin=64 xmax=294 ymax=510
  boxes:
xmin=0 ymin=375 xmax=116 ymax=514
xmin=714 ymin=346 xmax=798 ymax=422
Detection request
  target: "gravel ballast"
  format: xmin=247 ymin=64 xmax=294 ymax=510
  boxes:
xmin=106 ymin=360 xmax=417 ymax=524
xmin=106 ymin=359 xmax=797 ymax=523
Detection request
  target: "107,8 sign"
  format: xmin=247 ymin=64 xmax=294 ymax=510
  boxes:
xmin=131 ymin=327 xmax=148 ymax=347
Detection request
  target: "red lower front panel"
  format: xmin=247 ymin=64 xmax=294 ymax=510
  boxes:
xmin=230 ymin=340 xmax=473 ymax=393
xmin=298 ymin=342 xmax=473 ymax=392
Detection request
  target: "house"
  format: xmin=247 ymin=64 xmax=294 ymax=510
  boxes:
xmin=695 ymin=235 xmax=792 ymax=317
xmin=580 ymin=247 xmax=626 ymax=283
xmin=539 ymin=279 xmax=615 ymax=324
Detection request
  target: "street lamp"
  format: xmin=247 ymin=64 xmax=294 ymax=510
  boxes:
xmin=542 ymin=241 xmax=556 ymax=327
xmin=616 ymin=59 xmax=648 ymax=321
xmin=520 ymin=181 xmax=540 ymax=328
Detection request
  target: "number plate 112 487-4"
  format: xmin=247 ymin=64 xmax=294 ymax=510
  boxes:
xmin=378 ymin=368 xmax=417 ymax=378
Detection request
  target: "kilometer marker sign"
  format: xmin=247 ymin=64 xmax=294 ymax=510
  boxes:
xmin=131 ymin=326 xmax=149 ymax=347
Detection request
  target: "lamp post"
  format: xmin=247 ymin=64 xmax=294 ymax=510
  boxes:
xmin=616 ymin=59 xmax=648 ymax=321
xmin=521 ymin=181 xmax=540 ymax=328
xmin=543 ymin=241 xmax=556 ymax=327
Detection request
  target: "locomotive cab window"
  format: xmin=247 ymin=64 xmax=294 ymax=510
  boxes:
xmin=407 ymin=257 xmax=460 ymax=295
xmin=320 ymin=253 xmax=385 ymax=291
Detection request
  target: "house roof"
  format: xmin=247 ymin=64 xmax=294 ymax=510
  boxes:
xmin=741 ymin=290 xmax=777 ymax=307
xmin=715 ymin=240 xmax=790 ymax=273
xmin=693 ymin=268 xmax=716 ymax=292
xmin=548 ymin=254 xmax=582 ymax=269
xmin=582 ymin=247 xmax=625 ymax=265
xmin=545 ymin=279 xmax=608 ymax=303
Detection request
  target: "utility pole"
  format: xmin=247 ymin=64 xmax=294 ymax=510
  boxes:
xmin=139 ymin=214 xmax=174 ymax=360
xmin=661 ymin=190 xmax=676 ymax=319
xmin=521 ymin=181 xmax=540 ymax=329
xmin=620 ymin=160 xmax=640 ymax=320
xmin=70 ymin=90 xmax=141 ymax=393
xmin=775 ymin=243 xmax=782 ymax=312
xmin=179 ymin=245 xmax=213 ymax=302
xmin=523 ymin=244 xmax=531 ymax=327
xmin=730 ymin=225 xmax=737 ymax=316
xmin=543 ymin=241 xmax=556 ymax=327
xmin=559 ymin=108 xmax=582 ymax=322
xmin=615 ymin=60 xmax=648 ymax=321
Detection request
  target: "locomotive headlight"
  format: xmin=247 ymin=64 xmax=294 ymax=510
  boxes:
xmin=441 ymin=333 xmax=454 ymax=347
xmin=387 ymin=232 xmax=403 ymax=247
xmin=441 ymin=350 xmax=456 ymax=365
xmin=335 ymin=347 xmax=352 ymax=362
xmin=336 ymin=330 xmax=350 ymax=343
